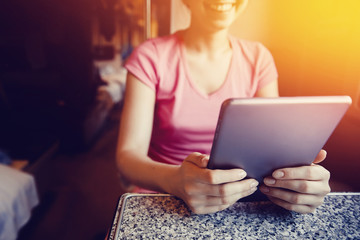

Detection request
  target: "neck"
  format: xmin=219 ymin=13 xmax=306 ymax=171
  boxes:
xmin=180 ymin=25 xmax=231 ymax=57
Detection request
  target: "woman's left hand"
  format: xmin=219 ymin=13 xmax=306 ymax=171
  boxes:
xmin=259 ymin=149 xmax=331 ymax=213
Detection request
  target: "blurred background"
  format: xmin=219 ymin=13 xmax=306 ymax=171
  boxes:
xmin=0 ymin=0 xmax=359 ymax=239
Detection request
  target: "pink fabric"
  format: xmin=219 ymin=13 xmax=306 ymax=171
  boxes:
xmin=132 ymin=186 xmax=158 ymax=194
xmin=125 ymin=33 xmax=278 ymax=165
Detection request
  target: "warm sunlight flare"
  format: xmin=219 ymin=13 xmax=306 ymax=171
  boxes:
xmin=232 ymin=1 xmax=360 ymax=98
xmin=173 ymin=0 xmax=360 ymax=114
xmin=228 ymin=0 xmax=360 ymax=120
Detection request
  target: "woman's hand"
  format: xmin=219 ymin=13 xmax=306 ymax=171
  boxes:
xmin=171 ymin=152 xmax=259 ymax=214
xmin=259 ymin=150 xmax=331 ymax=213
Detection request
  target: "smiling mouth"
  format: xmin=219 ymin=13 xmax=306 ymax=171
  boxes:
xmin=205 ymin=1 xmax=236 ymax=12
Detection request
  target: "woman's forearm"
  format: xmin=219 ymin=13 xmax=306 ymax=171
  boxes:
xmin=116 ymin=150 xmax=179 ymax=194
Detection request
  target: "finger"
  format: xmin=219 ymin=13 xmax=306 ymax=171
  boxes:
xmin=187 ymin=179 xmax=258 ymax=197
xmin=266 ymin=196 xmax=317 ymax=214
xmin=313 ymin=149 xmax=327 ymax=164
xmin=187 ymin=187 xmax=258 ymax=214
xmin=184 ymin=152 xmax=209 ymax=168
xmin=197 ymin=168 xmax=248 ymax=185
xmin=208 ymin=179 xmax=258 ymax=196
xmin=272 ymin=165 xmax=330 ymax=181
xmin=260 ymin=185 xmax=325 ymax=207
xmin=188 ymin=188 xmax=257 ymax=209
xmin=263 ymin=178 xmax=331 ymax=195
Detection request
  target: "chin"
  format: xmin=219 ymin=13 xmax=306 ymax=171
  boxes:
xmin=206 ymin=20 xmax=234 ymax=32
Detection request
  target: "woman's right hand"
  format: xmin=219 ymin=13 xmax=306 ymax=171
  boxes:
xmin=171 ymin=152 xmax=259 ymax=214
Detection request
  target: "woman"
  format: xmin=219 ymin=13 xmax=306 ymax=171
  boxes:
xmin=116 ymin=0 xmax=330 ymax=214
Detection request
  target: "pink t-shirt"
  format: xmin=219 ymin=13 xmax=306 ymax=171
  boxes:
xmin=125 ymin=33 xmax=278 ymax=165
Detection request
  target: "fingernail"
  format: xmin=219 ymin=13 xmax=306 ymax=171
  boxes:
xmin=264 ymin=178 xmax=276 ymax=185
xmin=251 ymin=181 xmax=259 ymax=188
xmin=239 ymin=170 xmax=246 ymax=178
xmin=260 ymin=186 xmax=270 ymax=193
xmin=273 ymin=171 xmax=284 ymax=179
xmin=201 ymin=156 xmax=209 ymax=162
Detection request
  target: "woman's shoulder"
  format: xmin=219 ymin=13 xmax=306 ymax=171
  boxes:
xmin=135 ymin=33 xmax=180 ymax=54
xmin=230 ymin=36 xmax=270 ymax=54
xmin=230 ymin=36 xmax=274 ymax=65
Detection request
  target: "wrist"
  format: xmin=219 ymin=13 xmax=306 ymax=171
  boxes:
xmin=159 ymin=164 xmax=181 ymax=196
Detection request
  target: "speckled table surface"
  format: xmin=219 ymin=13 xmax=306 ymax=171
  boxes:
xmin=108 ymin=193 xmax=360 ymax=240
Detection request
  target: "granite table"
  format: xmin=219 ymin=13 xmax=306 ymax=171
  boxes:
xmin=107 ymin=193 xmax=360 ymax=240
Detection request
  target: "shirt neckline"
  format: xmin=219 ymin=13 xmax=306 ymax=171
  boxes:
xmin=175 ymin=33 xmax=236 ymax=99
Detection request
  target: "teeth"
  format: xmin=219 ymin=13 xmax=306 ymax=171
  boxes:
xmin=209 ymin=3 xmax=233 ymax=11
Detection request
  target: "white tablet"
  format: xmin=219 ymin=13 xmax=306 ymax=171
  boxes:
xmin=208 ymin=96 xmax=352 ymax=185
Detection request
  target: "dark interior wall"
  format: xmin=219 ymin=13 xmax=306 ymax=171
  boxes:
xmin=0 ymin=0 xmax=102 ymax=160
xmin=0 ymin=0 xmax=171 ymax=160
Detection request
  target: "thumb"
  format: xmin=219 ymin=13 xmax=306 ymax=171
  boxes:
xmin=184 ymin=152 xmax=209 ymax=168
xmin=313 ymin=149 xmax=327 ymax=164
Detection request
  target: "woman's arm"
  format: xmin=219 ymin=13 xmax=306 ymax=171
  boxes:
xmin=116 ymin=72 xmax=178 ymax=193
xmin=254 ymin=80 xmax=279 ymax=98
xmin=116 ymin=73 xmax=259 ymax=214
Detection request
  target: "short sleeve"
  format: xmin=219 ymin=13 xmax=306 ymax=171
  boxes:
xmin=124 ymin=40 xmax=159 ymax=91
xmin=256 ymin=43 xmax=278 ymax=89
